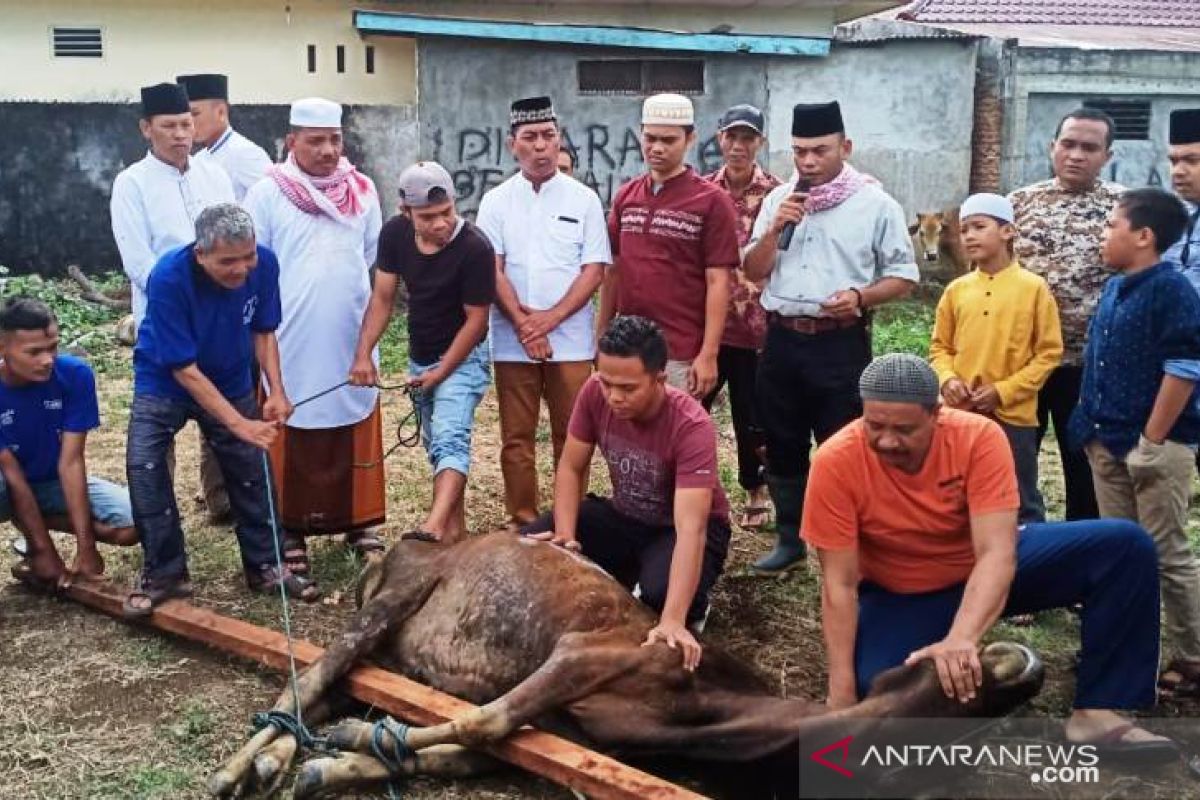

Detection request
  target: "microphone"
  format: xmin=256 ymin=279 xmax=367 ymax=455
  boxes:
xmin=777 ymin=177 xmax=812 ymax=251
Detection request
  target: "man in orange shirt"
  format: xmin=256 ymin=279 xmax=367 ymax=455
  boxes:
xmin=804 ymin=353 xmax=1173 ymax=756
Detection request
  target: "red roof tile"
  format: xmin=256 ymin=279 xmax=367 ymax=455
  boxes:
xmin=900 ymin=0 xmax=1200 ymax=27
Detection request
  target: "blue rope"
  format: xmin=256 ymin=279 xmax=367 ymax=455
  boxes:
xmin=370 ymin=716 xmax=413 ymax=799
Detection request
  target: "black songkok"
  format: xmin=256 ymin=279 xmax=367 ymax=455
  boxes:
xmin=140 ymin=83 xmax=190 ymax=118
xmin=1169 ymin=108 xmax=1200 ymax=146
xmin=176 ymin=73 xmax=228 ymax=102
xmin=792 ymin=101 xmax=844 ymax=138
xmin=510 ymin=96 xmax=556 ymax=129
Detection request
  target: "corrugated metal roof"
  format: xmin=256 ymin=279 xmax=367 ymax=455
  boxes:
xmin=899 ymin=0 xmax=1200 ymax=28
xmin=900 ymin=21 xmax=1200 ymax=51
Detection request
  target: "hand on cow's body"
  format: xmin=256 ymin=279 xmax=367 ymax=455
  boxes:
xmin=688 ymin=351 xmax=718 ymax=399
xmin=234 ymin=418 xmax=281 ymax=450
xmin=525 ymin=529 xmax=581 ymax=552
xmin=348 ymin=355 xmax=379 ymax=387
xmin=905 ymin=637 xmax=982 ymax=703
xmin=941 ymin=377 xmax=972 ymax=408
xmin=969 ymin=384 xmax=1001 ymax=415
xmin=820 ymin=289 xmax=861 ymax=320
xmin=643 ymin=620 xmax=702 ymax=672
xmin=522 ymin=335 xmax=554 ymax=362
xmin=518 ymin=306 xmax=563 ymax=344
xmin=261 ymin=392 xmax=294 ymax=425
xmin=768 ymin=194 xmax=807 ymax=237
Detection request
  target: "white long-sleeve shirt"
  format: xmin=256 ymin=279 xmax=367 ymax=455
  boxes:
xmin=198 ymin=127 xmax=273 ymax=201
xmin=110 ymin=152 xmax=235 ymax=324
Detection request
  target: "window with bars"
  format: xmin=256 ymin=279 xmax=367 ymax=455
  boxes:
xmin=51 ymin=26 xmax=103 ymax=58
xmin=1082 ymin=99 xmax=1152 ymax=141
xmin=578 ymin=59 xmax=704 ymax=96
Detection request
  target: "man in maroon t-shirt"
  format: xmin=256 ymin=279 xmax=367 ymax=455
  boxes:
xmin=524 ymin=316 xmax=731 ymax=670
xmin=599 ymin=93 xmax=740 ymax=401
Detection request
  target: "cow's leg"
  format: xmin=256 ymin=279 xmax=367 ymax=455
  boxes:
xmin=251 ymin=692 xmax=355 ymax=793
xmin=208 ymin=580 xmax=437 ymax=797
xmin=293 ymin=746 xmax=501 ymax=799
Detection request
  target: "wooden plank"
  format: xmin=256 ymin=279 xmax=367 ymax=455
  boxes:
xmin=62 ymin=578 xmax=708 ymax=800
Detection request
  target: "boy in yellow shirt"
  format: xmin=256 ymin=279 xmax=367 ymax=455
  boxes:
xmin=930 ymin=193 xmax=1063 ymax=522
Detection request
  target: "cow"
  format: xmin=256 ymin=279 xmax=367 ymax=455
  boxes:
xmin=909 ymin=208 xmax=967 ymax=281
xmin=210 ymin=533 xmax=1044 ymax=799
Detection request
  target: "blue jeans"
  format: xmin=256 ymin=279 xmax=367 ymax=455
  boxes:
xmin=126 ymin=393 xmax=277 ymax=581
xmin=0 ymin=476 xmax=133 ymax=527
xmin=854 ymin=519 xmax=1160 ymax=709
xmin=410 ymin=341 xmax=491 ymax=477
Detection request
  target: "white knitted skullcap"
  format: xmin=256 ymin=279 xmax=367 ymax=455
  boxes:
xmin=859 ymin=354 xmax=940 ymax=406
xmin=642 ymin=93 xmax=694 ymax=126
xmin=290 ymin=97 xmax=342 ymax=128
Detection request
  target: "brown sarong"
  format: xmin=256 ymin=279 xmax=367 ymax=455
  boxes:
xmin=267 ymin=401 xmax=386 ymax=534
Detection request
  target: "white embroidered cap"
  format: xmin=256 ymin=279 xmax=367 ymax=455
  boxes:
xmin=960 ymin=193 xmax=1015 ymax=225
xmin=289 ymin=97 xmax=342 ymax=128
xmin=642 ymin=93 xmax=694 ymax=127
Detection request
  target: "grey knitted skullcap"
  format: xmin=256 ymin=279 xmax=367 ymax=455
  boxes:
xmin=859 ymin=353 xmax=940 ymax=406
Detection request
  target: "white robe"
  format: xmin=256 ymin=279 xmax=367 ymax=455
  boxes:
xmin=242 ymin=172 xmax=382 ymax=430
xmin=110 ymin=152 xmax=235 ymax=324
xmin=198 ymin=127 xmax=273 ymax=201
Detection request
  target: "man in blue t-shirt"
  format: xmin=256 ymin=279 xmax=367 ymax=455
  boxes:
xmin=0 ymin=299 xmax=136 ymax=590
xmin=124 ymin=203 xmax=316 ymax=617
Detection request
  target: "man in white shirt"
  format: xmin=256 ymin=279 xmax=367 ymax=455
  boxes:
xmin=177 ymin=73 xmax=272 ymax=201
xmin=242 ymin=97 xmax=385 ymax=573
xmin=476 ymin=96 xmax=611 ymax=528
xmin=109 ymin=82 xmax=236 ymax=523
xmin=742 ymin=100 xmax=918 ymax=575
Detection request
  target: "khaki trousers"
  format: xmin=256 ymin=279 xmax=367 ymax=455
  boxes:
xmin=495 ymin=360 xmax=592 ymax=525
xmin=1086 ymin=438 xmax=1200 ymax=661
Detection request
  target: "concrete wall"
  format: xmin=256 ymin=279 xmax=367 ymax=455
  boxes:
xmin=416 ymin=38 xmax=772 ymax=213
xmin=1 ymin=0 xmax=416 ymax=104
xmin=0 ymin=103 xmax=416 ymax=274
xmin=765 ymin=38 xmax=979 ymax=216
xmin=1002 ymin=49 xmax=1200 ymax=191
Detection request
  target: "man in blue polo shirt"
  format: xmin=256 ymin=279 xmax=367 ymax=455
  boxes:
xmin=0 ymin=298 xmax=136 ymax=590
xmin=123 ymin=202 xmax=316 ymax=616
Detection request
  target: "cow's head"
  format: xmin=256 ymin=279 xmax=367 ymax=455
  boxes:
xmin=866 ymin=641 xmax=1044 ymax=718
xmin=909 ymin=212 xmax=946 ymax=263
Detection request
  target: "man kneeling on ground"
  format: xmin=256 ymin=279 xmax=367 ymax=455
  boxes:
xmin=808 ymin=353 xmax=1176 ymax=758
xmin=124 ymin=203 xmax=315 ymax=617
xmin=523 ymin=316 xmax=731 ymax=671
xmin=2 ymin=298 xmax=136 ymax=589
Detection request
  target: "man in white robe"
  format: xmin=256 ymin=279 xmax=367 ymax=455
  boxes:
xmin=242 ymin=97 xmax=384 ymax=573
xmin=177 ymin=73 xmax=272 ymax=201
xmin=110 ymin=82 xmax=235 ymax=522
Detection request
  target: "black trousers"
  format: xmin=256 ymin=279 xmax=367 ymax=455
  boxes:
xmin=522 ymin=495 xmax=731 ymax=624
xmin=702 ymin=344 xmax=766 ymax=491
xmin=756 ymin=323 xmax=870 ymax=479
xmin=1035 ymin=365 xmax=1099 ymax=521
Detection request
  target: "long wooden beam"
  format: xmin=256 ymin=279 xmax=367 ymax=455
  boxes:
xmin=61 ymin=578 xmax=708 ymax=800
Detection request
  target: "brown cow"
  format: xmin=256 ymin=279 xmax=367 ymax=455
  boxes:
xmin=211 ymin=534 xmax=1044 ymax=799
xmin=909 ymin=209 xmax=968 ymax=280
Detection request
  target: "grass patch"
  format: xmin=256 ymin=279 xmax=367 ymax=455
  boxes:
xmin=872 ymin=300 xmax=935 ymax=357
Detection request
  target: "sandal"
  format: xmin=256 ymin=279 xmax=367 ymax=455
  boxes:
xmin=738 ymin=504 xmax=772 ymax=531
xmin=1068 ymin=721 xmax=1180 ymax=763
xmin=345 ymin=528 xmax=386 ymax=555
xmin=1158 ymin=658 xmax=1200 ymax=697
xmin=248 ymin=564 xmax=320 ymax=603
xmin=280 ymin=533 xmax=311 ymax=576
xmin=401 ymin=530 xmax=440 ymax=543
xmin=122 ymin=571 xmax=194 ymax=619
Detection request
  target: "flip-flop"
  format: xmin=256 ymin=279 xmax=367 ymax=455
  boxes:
xmin=345 ymin=529 xmax=386 ymax=555
xmin=280 ymin=534 xmax=311 ymax=576
xmin=122 ymin=571 xmax=193 ymax=619
xmin=248 ymin=565 xmax=320 ymax=603
xmin=401 ymin=530 xmax=440 ymax=543
xmin=738 ymin=504 xmax=773 ymax=531
xmin=1069 ymin=722 xmax=1181 ymax=763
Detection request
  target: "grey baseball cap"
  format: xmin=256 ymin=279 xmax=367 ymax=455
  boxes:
xmin=397 ymin=161 xmax=455 ymax=208
xmin=718 ymin=104 xmax=765 ymax=135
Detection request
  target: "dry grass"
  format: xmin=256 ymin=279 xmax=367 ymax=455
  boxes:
xmin=2 ymin=333 xmax=1200 ymax=798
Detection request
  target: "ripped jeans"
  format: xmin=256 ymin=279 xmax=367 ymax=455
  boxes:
xmin=126 ymin=393 xmax=277 ymax=582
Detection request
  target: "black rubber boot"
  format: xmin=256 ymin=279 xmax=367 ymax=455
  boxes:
xmin=752 ymin=473 xmax=806 ymax=575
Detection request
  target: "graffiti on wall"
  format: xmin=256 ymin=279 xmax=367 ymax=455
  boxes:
xmin=431 ymin=123 xmax=723 ymax=213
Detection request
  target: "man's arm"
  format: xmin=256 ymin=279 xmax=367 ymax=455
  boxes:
xmin=109 ymin=178 xmax=157 ymax=294
xmin=409 ymin=304 xmax=489 ymax=390
xmin=743 ymin=188 xmax=797 ymax=283
xmin=596 ymin=261 xmax=620 ymax=338
xmin=519 ymin=262 xmax=605 ymax=343
xmin=643 ymin=486 xmax=710 ymax=671
xmin=993 ymin=285 xmax=1063 ymax=409
xmin=907 ymin=510 xmax=1016 ymax=702
xmin=0 ymin=450 xmax=58 ymax=570
xmin=173 ymin=365 xmax=278 ymax=449
xmin=548 ymin=434 xmax=595 ymax=545
xmin=57 ymin=431 xmax=104 ymax=575
xmin=817 ymin=546 xmax=861 ymax=708
xmin=1144 ymin=374 xmax=1197 ymax=443
xmin=254 ymin=331 xmax=293 ymax=424
xmin=689 ymin=269 xmax=729 ymax=397
xmin=349 ymin=270 xmax=399 ymax=386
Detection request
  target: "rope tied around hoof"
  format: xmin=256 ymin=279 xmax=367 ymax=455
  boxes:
xmin=370 ymin=716 xmax=414 ymax=799
xmin=252 ymin=709 xmax=334 ymax=754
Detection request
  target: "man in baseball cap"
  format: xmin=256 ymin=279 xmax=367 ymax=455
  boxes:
xmin=350 ymin=161 xmax=496 ymax=544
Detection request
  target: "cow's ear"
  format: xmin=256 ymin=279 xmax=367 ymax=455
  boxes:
xmin=907 ymin=222 xmax=919 ymax=235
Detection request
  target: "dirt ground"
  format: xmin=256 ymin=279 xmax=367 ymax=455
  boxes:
xmin=2 ymin=349 xmax=1200 ymax=798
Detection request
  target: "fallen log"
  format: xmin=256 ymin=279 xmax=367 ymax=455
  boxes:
xmin=67 ymin=264 xmax=132 ymax=310
xmin=62 ymin=577 xmax=708 ymax=800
